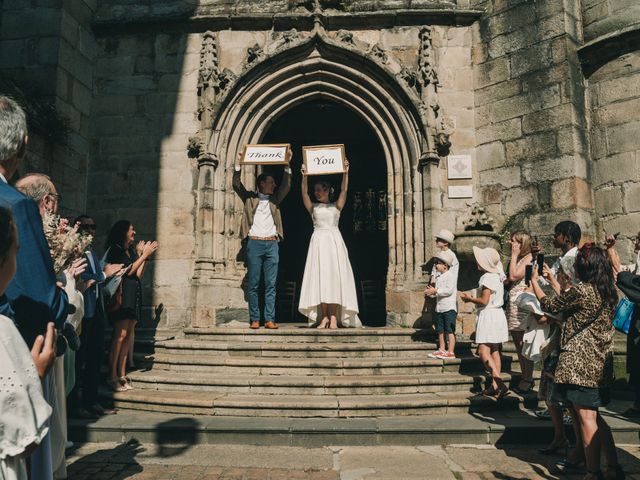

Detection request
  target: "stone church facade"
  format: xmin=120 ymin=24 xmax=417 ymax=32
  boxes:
xmin=1 ymin=0 xmax=639 ymax=331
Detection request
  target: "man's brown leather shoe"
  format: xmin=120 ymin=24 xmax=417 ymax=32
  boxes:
xmin=250 ymin=321 xmax=260 ymax=329
xmin=264 ymin=321 xmax=278 ymax=329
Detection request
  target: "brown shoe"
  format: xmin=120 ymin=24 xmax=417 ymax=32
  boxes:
xmin=264 ymin=321 xmax=278 ymax=329
xmin=250 ymin=321 xmax=260 ymax=329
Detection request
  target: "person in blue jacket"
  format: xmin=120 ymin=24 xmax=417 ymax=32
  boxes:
xmin=0 ymin=95 xmax=69 ymax=480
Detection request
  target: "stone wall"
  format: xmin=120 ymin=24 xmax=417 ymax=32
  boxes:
xmin=0 ymin=0 xmax=96 ymax=215
xmin=471 ymin=0 xmax=594 ymax=252
xmin=88 ymin=31 xmax=200 ymax=328
xmin=589 ymin=50 xmax=640 ymax=262
xmin=582 ymin=0 xmax=640 ymax=43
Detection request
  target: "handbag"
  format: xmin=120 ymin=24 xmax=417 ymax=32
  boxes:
xmin=105 ymin=281 xmax=123 ymax=312
xmin=613 ymin=297 xmax=635 ymax=334
xmin=521 ymin=320 xmax=550 ymax=362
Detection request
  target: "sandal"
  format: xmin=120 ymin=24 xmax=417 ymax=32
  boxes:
xmin=108 ymin=379 xmax=127 ymax=393
xmin=496 ymin=385 xmax=510 ymax=399
xmin=513 ymin=379 xmax=535 ymax=394
xmin=119 ymin=377 xmax=134 ymax=391
xmin=480 ymin=386 xmax=500 ymax=397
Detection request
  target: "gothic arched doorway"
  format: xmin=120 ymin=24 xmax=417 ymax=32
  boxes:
xmin=261 ymin=100 xmax=388 ymax=326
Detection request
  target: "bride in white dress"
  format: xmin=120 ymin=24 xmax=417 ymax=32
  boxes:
xmin=298 ymin=161 xmax=362 ymax=329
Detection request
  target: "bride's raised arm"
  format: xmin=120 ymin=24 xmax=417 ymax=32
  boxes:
xmin=301 ymin=164 xmax=313 ymax=214
xmin=336 ymin=160 xmax=349 ymax=211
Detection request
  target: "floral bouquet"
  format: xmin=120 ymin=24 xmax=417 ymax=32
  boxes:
xmin=42 ymin=210 xmax=93 ymax=275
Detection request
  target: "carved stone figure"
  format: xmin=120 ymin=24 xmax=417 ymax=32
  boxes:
xmin=246 ymin=43 xmax=264 ymax=65
xmin=401 ymin=26 xmax=452 ymax=162
xmin=194 ymin=31 xmax=236 ymax=163
xmin=369 ymin=44 xmax=388 ymax=64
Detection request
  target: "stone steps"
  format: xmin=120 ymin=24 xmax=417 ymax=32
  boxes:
xmin=112 ymin=327 xmax=537 ymax=417
xmin=143 ymin=351 xmax=513 ymax=375
xmin=126 ymin=370 xmax=535 ymax=395
xmin=100 ymin=388 xmax=534 ymax=417
xmin=182 ymin=327 xmax=431 ymax=344
xmin=156 ymin=339 xmax=458 ymax=358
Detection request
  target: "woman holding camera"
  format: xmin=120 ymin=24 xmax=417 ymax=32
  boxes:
xmin=531 ymin=244 xmax=622 ymax=480
xmin=298 ymin=161 xmax=361 ymax=329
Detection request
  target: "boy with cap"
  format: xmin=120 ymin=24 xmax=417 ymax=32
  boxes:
xmin=430 ymin=229 xmax=459 ymax=283
xmin=425 ymin=249 xmax=458 ymax=359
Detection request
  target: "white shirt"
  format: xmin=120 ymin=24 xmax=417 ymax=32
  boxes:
xmin=248 ymin=193 xmax=277 ymax=238
xmin=0 ymin=172 xmax=7 ymax=183
xmin=435 ymin=269 xmax=457 ymax=312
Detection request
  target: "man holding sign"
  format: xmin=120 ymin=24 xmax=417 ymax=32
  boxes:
xmin=233 ymin=146 xmax=292 ymax=329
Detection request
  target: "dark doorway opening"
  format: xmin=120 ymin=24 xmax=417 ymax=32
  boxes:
xmin=261 ymin=100 xmax=388 ymax=326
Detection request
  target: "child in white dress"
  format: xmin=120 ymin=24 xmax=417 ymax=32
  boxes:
xmin=461 ymin=246 xmax=509 ymax=398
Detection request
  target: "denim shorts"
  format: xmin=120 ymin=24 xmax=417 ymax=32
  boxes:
xmin=435 ymin=310 xmax=457 ymax=334
xmin=553 ymin=383 xmax=611 ymax=410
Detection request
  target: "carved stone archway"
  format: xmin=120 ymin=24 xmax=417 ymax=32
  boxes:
xmin=190 ymin=26 xmax=446 ymax=327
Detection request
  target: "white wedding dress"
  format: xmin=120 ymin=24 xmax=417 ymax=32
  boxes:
xmin=298 ymin=203 xmax=362 ymax=328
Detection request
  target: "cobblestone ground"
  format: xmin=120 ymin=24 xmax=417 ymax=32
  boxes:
xmin=65 ymin=443 xmax=640 ymax=480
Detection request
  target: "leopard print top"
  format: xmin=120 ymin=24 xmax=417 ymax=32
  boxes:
xmin=540 ymin=283 xmax=615 ymax=389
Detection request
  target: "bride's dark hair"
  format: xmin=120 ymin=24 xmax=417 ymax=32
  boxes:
xmin=575 ymin=243 xmax=618 ymax=309
xmin=314 ymin=180 xmax=335 ymax=202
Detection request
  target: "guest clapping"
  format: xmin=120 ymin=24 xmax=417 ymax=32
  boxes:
xmin=105 ymin=220 xmax=158 ymax=391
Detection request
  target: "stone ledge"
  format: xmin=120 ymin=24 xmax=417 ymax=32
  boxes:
xmin=92 ymin=8 xmax=484 ymax=34
xmin=578 ymin=22 xmax=640 ymax=77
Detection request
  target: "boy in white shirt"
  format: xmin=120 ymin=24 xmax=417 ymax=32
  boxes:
xmin=425 ymin=250 xmax=458 ymax=359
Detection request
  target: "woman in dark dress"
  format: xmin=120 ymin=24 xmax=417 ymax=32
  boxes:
xmin=105 ymin=220 xmax=158 ymax=391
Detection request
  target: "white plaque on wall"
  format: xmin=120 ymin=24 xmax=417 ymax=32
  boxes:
xmin=448 ymin=185 xmax=473 ymax=198
xmin=447 ymin=155 xmax=472 ymax=179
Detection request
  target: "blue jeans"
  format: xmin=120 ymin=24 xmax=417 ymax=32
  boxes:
xmin=246 ymin=239 xmax=279 ymax=322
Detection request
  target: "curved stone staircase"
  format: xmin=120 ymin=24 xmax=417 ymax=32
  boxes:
xmin=102 ymin=326 xmax=539 ymax=417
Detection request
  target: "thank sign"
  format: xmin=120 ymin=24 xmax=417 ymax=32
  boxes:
xmin=303 ymin=144 xmax=346 ymax=175
xmin=241 ymin=144 xmax=291 ymax=165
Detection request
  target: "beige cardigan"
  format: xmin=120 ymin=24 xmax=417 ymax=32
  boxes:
xmin=232 ymin=170 xmax=291 ymax=240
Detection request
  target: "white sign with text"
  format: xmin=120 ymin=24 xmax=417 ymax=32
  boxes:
xmin=241 ymin=144 xmax=291 ymax=165
xmin=303 ymin=144 xmax=346 ymax=175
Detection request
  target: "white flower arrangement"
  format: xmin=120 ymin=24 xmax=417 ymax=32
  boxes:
xmin=42 ymin=210 xmax=93 ymax=274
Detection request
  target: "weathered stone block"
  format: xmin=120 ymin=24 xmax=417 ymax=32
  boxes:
xmin=476 ymin=141 xmax=506 ymax=171
xmin=479 ymin=165 xmax=521 ymax=188
xmin=476 ymin=118 xmax=522 ymax=145
xmin=522 ymin=103 xmax=575 ymax=134
xmin=551 ymin=178 xmax=594 ymax=210
xmin=474 ymin=57 xmax=509 ymax=89
xmin=593 ymin=97 xmax=640 ymax=127
xmin=505 ymin=131 xmax=556 ymax=163
xmin=502 ymin=186 xmax=537 ymax=217
xmin=602 ymin=213 xmax=640 ymax=240
xmin=95 ymin=55 xmax=134 ymax=77
xmin=521 ymin=155 xmax=588 ymax=183
xmin=594 ymin=186 xmax=623 ymax=216
xmin=623 ymin=183 xmax=640 ymax=214
xmin=474 ymin=78 xmax=521 ymax=107
xmin=606 ymin=121 xmax=640 ymax=155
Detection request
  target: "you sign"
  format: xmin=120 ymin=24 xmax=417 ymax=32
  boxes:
xmin=241 ymin=144 xmax=291 ymax=165
xmin=303 ymin=144 xmax=346 ymax=175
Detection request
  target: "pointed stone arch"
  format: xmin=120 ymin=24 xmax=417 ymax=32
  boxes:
xmin=192 ymin=30 xmax=440 ymax=326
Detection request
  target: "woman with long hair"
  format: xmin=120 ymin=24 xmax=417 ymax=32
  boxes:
xmin=298 ymin=162 xmax=361 ymax=329
xmin=105 ymin=220 xmax=158 ymax=391
xmin=505 ymin=230 xmax=535 ymax=393
xmin=532 ymin=244 xmax=623 ymax=480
